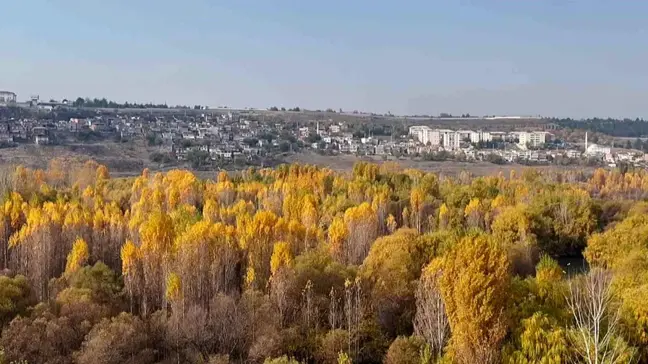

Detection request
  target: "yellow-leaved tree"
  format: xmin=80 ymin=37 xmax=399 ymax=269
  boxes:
xmin=64 ymin=237 xmax=89 ymax=277
xmin=584 ymin=214 xmax=648 ymax=358
xmin=165 ymin=272 xmax=182 ymax=303
xmin=270 ymin=241 xmax=293 ymax=276
xmin=138 ymin=210 xmax=175 ymax=314
xmin=410 ymin=186 xmax=426 ymax=233
xmin=463 ymin=198 xmax=484 ymax=230
xmin=502 ymin=312 xmax=569 ymax=364
xmin=385 ymin=214 xmax=397 ymax=234
xmin=438 ymin=203 xmax=449 ymax=230
xmin=328 ymin=215 xmax=348 ymax=263
xmin=343 ymin=202 xmax=377 ymax=265
xmin=121 ymin=239 xmax=141 ymax=313
xmin=173 ymin=220 xmax=240 ymax=309
xmin=439 ymin=233 xmax=510 ymax=364
xmin=269 ymin=241 xmax=294 ymax=326
xmin=239 ymin=210 xmax=280 ymax=290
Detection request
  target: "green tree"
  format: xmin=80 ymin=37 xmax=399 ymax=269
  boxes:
xmin=502 ymin=312 xmax=570 ymax=364
xmin=384 ymin=336 xmax=425 ymax=364
xmin=75 ymin=312 xmax=160 ymax=364
xmin=0 ymin=275 xmax=33 ymax=328
xmin=263 ymin=356 xmax=301 ymax=364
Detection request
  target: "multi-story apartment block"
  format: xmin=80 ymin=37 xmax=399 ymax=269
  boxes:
xmin=438 ymin=129 xmax=458 ymax=150
xmin=518 ymin=131 xmax=550 ymax=148
xmin=409 ymin=126 xmax=461 ymax=149
xmin=470 ymin=131 xmax=492 ymax=143
xmin=408 ymin=126 xmax=431 ymax=143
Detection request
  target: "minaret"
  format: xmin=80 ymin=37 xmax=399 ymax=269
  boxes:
xmin=585 ymin=132 xmax=588 ymax=153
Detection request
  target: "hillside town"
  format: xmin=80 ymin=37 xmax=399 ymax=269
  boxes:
xmin=1 ymin=93 xmax=647 ymax=170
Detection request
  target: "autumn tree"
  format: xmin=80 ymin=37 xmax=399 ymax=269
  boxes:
xmin=384 ymin=335 xmax=425 ymax=364
xmin=1 ymin=309 xmax=82 ymax=364
xmin=343 ymin=203 xmax=377 ymax=265
xmin=1 ymin=160 xmax=646 ymax=363
xmin=464 ymin=198 xmax=485 ymax=230
xmin=328 ymin=216 xmax=348 ymax=263
xmin=137 ymin=210 xmax=175 ymax=314
xmin=529 ymin=187 xmax=596 ymax=256
xmin=269 ymin=241 xmax=294 ymax=326
xmin=502 ymin=312 xmax=570 ymax=363
xmin=361 ymin=229 xmax=427 ymax=337
xmin=316 ymin=329 xmax=349 ymax=364
xmin=240 ymin=210 xmax=280 ymax=290
xmin=75 ymin=312 xmax=160 ymax=364
xmin=566 ymin=268 xmax=636 ymax=363
xmin=174 ymin=220 xmax=240 ymax=309
xmin=438 ymin=233 xmax=510 ymax=364
xmin=491 ymin=205 xmax=539 ymax=275
xmin=410 ymin=186 xmax=427 ymax=233
xmin=414 ymin=259 xmax=449 ymax=359
xmin=65 ymin=237 xmax=89 ymax=277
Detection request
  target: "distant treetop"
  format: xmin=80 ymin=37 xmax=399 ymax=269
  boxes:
xmin=71 ymin=97 xmax=184 ymax=109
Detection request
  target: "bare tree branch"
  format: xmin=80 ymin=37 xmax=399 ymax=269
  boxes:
xmin=414 ymin=268 xmax=449 ymax=359
xmin=566 ymin=268 xmax=634 ymax=364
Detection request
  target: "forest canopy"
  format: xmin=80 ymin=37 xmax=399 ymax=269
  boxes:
xmin=0 ymin=160 xmax=646 ymax=363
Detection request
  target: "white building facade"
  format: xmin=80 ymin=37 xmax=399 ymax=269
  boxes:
xmin=518 ymin=131 xmax=549 ymax=148
xmin=470 ymin=131 xmax=492 ymax=144
xmin=409 ymin=126 xmax=475 ymax=150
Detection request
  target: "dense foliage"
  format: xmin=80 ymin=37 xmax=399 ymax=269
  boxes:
xmin=553 ymin=117 xmax=648 ymax=137
xmin=0 ymin=159 xmax=646 ymax=363
xmin=71 ymin=97 xmax=190 ymax=109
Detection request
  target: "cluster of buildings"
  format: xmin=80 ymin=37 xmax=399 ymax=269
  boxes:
xmin=405 ymin=125 xmax=648 ymax=167
xmin=408 ymin=126 xmax=551 ymax=150
xmin=3 ymin=89 xmax=648 ymax=169
xmin=1 ymin=107 xmax=642 ymax=168
xmin=0 ymin=118 xmax=51 ymax=145
xmin=0 ymin=109 xmax=281 ymax=163
xmin=99 ymin=111 xmax=277 ymax=163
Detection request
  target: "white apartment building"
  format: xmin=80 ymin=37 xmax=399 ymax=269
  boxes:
xmin=490 ymin=131 xmax=507 ymax=141
xmin=585 ymin=144 xmax=611 ymax=156
xmin=408 ymin=126 xmax=463 ymax=149
xmin=427 ymin=129 xmax=441 ymax=146
xmin=408 ymin=126 xmax=431 ymax=143
xmin=518 ymin=131 xmax=549 ymax=148
xmin=449 ymin=132 xmax=462 ymax=150
xmin=438 ymin=129 xmax=459 ymax=150
xmin=409 ymin=126 xmax=444 ymax=146
xmin=456 ymin=130 xmax=472 ymax=141
xmin=470 ymin=131 xmax=492 ymax=144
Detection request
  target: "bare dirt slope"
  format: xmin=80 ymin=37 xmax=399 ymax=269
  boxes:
xmin=0 ymin=143 xmax=592 ymax=178
xmin=285 ymin=152 xmax=594 ymax=177
xmin=0 ymin=141 xmax=150 ymax=173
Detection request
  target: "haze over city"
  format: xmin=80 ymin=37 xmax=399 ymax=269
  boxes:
xmin=2 ymin=1 xmax=648 ymax=118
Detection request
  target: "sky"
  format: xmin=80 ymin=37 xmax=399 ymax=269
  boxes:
xmin=2 ymin=1 xmax=648 ymax=118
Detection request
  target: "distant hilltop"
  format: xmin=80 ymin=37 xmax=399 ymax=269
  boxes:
xmin=484 ymin=116 xmax=541 ymax=120
xmin=2 ymin=93 xmax=546 ymax=120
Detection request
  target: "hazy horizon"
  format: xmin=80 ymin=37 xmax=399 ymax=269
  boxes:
xmin=2 ymin=1 xmax=648 ymax=119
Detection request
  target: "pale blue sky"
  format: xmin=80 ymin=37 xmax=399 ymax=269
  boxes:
xmin=2 ymin=1 xmax=648 ymax=118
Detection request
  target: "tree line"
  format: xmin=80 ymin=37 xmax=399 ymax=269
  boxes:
xmin=553 ymin=117 xmax=648 ymax=138
xmin=71 ymin=97 xmax=199 ymax=110
xmin=0 ymin=160 xmax=647 ymax=363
